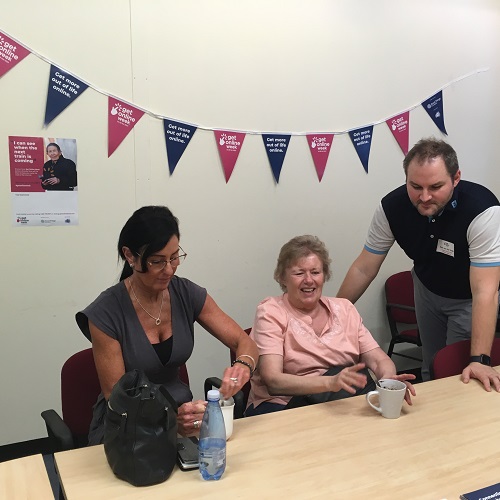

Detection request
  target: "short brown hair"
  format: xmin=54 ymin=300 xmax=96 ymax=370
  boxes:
xmin=274 ymin=235 xmax=332 ymax=292
xmin=403 ymin=138 xmax=459 ymax=178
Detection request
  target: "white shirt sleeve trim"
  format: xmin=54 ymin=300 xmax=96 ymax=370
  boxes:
xmin=467 ymin=205 xmax=500 ymax=264
xmin=365 ymin=202 xmax=395 ymax=254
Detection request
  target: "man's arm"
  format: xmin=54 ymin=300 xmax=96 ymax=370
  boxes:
xmin=462 ymin=265 xmax=500 ymax=391
xmin=337 ymin=248 xmax=387 ymax=303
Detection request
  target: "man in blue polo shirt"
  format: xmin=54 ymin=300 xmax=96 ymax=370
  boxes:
xmin=337 ymin=138 xmax=500 ymax=389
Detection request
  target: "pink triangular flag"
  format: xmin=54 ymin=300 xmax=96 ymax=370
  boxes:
xmin=108 ymin=98 xmax=145 ymax=157
xmin=386 ymin=111 xmax=410 ymax=155
xmin=214 ymin=131 xmax=245 ymax=182
xmin=306 ymin=134 xmax=334 ymax=181
xmin=0 ymin=32 xmax=30 ymax=78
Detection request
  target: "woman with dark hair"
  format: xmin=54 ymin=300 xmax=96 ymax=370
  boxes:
xmin=76 ymin=206 xmax=258 ymax=445
xmin=245 ymin=235 xmax=416 ymax=416
xmin=40 ymin=142 xmax=77 ymax=191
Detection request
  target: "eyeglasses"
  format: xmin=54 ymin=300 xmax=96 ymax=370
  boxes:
xmin=138 ymin=247 xmax=187 ymax=272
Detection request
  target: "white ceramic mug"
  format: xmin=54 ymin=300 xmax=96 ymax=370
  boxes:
xmin=220 ymin=397 xmax=235 ymax=440
xmin=366 ymin=379 xmax=406 ymax=419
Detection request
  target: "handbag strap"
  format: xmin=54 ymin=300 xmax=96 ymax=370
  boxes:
xmin=158 ymin=385 xmax=178 ymax=413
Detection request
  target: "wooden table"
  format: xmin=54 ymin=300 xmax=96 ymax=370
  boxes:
xmin=55 ymin=372 xmax=500 ymax=499
xmin=0 ymin=453 xmax=54 ymax=499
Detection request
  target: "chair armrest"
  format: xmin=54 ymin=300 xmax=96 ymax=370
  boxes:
xmin=204 ymin=377 xmax=222 ymax=397
xmin=232 ymin=390 xmax=246 ymax=419
xmin=41 ymin=409 xmax=75 ymax=452
xmin=204 ymin=377 xmax=246 ymax=419
xmin=386 ymin=303 xmax=416 ymax=313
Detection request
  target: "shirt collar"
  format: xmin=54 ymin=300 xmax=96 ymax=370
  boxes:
xmin=443 ymin=185 xmax=459 ymax=212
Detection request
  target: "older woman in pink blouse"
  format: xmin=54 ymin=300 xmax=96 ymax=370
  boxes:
xmin=246 ymin=235 xmax=416 ymax=416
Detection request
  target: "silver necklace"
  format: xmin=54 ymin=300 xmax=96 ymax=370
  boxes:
xmin=128 ymin=278 xmax=164 ymax=326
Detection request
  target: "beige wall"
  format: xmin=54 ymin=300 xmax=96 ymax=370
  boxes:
xmin=1 ymin=0 xmax=499 ymax=444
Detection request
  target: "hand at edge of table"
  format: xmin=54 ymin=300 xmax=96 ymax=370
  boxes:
xmin=462 ymin=363 xmax=500 ymax=392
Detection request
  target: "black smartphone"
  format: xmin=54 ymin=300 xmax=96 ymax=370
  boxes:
xmin=177 ymin=436 xmax=199 ymax=471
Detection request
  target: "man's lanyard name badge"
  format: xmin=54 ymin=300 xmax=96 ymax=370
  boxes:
xmin=436 ymin=239 xmax=454 ymax=257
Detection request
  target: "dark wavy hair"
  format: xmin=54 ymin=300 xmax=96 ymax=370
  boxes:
xmin=46 ymin=142 xmax=61 ymax=153
xmin=118 ymin=206 xmax=180 ymax=281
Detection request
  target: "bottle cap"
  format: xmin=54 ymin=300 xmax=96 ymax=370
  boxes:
xmin=207 ymin=389 xmax=220 ymax=401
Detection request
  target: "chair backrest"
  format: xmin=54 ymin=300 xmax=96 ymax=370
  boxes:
xmin=431 ymin=339 xmax=500 ymax=379
xmin=61 ymin=348 xmax=190 ymax=439
xmin=61 ymin=349 xmax=101 ymax=437
xmin=385 ymin=271 xmax=417 ymax=324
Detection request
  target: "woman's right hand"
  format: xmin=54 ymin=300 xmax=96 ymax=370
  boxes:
xmin=177 ymin=400 xmax=207 ymax=437
xmin=328 ymin=363 xmax=368 ymax=394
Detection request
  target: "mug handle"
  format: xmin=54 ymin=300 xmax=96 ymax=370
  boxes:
xmin=366 ymin=390 xmax=382 ymax=413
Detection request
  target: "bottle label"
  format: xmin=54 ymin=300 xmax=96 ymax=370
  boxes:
xmin=214 ymin=448 xmax=226 ymax=467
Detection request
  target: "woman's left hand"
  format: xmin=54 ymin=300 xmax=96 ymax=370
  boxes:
xmin=219 ymin=363 xmax=252 ymax=400
xmin=43 ymin=177 xmax=60 ymax=185
xmin=390 ymin=373 xmax=417 ymax=405
xmin=177 ymin=400 xmax=207 ymax=437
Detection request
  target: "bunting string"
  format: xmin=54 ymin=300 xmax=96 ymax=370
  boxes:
xmin=0 ymin=28 xmax=489 ymax=136
xmin=0 ymin=27 xmax=490 ymax=182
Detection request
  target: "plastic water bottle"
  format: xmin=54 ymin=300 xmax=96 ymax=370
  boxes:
xmin=199 ymin=389 xmax=226 ymax=480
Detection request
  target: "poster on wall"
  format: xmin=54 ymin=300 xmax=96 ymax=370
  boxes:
xmin=9 ymin=136 xmax=78 ymax=226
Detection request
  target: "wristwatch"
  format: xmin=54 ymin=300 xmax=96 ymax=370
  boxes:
xmin=470 ymin=354 xmax=491 ymax=366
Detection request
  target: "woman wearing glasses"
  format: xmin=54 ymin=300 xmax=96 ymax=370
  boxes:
xmin=76 ymin=206 xmax=258 ymax=445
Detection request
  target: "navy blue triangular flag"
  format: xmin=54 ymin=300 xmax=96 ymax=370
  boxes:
xmin=163 ymin=119 xmax=197 ymax=174
xmin=262 ymin=134 xmax=291 ymax=183
xmin=44 ymin=65 xmax=88 ymax=126
xmin=422 ymin=91 xmax=447 ymax=135
xmin=349 ymin=126 xmax=374 ymax=173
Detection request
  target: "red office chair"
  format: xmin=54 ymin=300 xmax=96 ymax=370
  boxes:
xmin=430 ymin=339 xmax=500 ymax=380
xmin=204 ymin=328 xmax=252 ymax=419
xmin=41 ymin=348 xmax=190 ymax=451
xmin=385 ymin=271 xmax=422 ymax=362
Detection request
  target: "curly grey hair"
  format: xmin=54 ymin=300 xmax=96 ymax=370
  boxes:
xmin=274 ymin=235 xmax=332 ymax=292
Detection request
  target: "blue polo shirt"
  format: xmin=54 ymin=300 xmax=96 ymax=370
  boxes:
xmin=365 ymin=180 xmax=500 ymax=299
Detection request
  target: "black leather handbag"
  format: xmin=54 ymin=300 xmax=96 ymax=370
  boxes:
xmin=103 ymin=369 xmax=178 ymax=486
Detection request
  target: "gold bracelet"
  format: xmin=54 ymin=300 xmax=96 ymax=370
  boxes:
xmin=236 ymin=354 xmax=256 ymax=371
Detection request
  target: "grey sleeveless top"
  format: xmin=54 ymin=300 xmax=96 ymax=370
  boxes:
xmin=76 ymin=275 xmax=207 ymax=444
